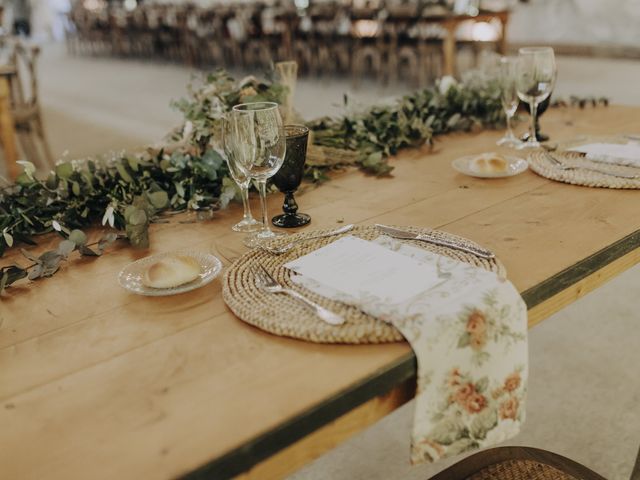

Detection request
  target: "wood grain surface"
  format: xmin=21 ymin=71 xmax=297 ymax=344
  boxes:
xmin=1 ymin=106 xmax=639 ymax=480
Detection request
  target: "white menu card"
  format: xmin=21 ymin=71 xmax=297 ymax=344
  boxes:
xmin=569 ymin=142 xmax=640 ymax=166
xmin=284 ymin=236 xmax=442 ymax=303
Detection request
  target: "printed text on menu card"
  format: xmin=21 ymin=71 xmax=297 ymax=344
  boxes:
xmin=284 ymin=236 xmax=442 ymax=304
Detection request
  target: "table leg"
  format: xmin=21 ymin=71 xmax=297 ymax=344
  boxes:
xmin=498 ymin=15 xmax=509 ymax=56
xmin=0 ymin=76 xmax=19 ymax=180
xmin=442 ymin=20 xmax=457 ymax=77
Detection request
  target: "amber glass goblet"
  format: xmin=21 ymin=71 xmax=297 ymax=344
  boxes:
xmin=272 ymin=125 xmax=311 ymax=228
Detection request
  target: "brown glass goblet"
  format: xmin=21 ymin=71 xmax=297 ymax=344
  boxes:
xmin=271 ymin=125 xmax=311 ymax=228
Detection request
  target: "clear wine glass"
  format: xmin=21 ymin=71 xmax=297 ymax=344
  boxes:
xmin=222 ymin=114 xmax=261 ymax=232
xmin=496 ymin=57 xmax=521 ymax=148
xmin=515 ymin=47 xmax=557 ymax=149
xmin=230 ymin=102 xmax=286 ymax=247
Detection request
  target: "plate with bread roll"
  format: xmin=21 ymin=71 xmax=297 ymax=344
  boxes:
xmin=118 ymin=250 xmax=222 ymax=296
xmin=452 ymin=152 xmax=528 ymax=178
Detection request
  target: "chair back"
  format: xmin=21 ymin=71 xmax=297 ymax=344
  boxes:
xmin=7 ymin=40 xmax=40 ymax=110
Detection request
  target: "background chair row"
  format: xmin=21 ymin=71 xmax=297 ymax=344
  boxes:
xmin=66 ymin=1 xmax=507 ymax=87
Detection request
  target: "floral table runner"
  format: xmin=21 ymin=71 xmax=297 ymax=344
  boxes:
xmin=290 ymin=236 xmax=528 ymax=463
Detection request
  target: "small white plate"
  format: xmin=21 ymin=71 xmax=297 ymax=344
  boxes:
xmin=118 ymin=250 xmax=223 ymax=296
xmin=452 ymin=154 xmax=528 ymax=178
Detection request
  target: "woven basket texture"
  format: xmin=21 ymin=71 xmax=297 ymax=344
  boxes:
xmin=222 ymin=225 xmax=503 ymax=344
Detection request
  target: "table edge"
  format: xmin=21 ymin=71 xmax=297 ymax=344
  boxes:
xmin=180 ymin=227 xmax=640 ymax=480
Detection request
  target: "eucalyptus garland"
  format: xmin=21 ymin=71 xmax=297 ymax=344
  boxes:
xmin=0 ymin=68 xmax=607 ymax=294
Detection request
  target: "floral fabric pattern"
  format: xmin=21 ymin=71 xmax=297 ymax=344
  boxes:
xmin=292 ymin=236 xmax=528 ymax=464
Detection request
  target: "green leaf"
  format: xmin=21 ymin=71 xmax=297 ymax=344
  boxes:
xmin=45 ymin=172 xmax=58 ymax=189
xmin=28 ymin=264 xmax=43 ymax=280
xmin=147 ymin=191 xmax=169 ymax=209
xmin=56 ymin=162 xmax=74 ymax=179
xmin=17 ymin=160 xmax=36 ymax=177
xmin=20 ymin=248 xmax=40 ymax=263
xmin=116 ymin=162 xmax=133 ymax=183
xmin=128 ymin=209 xmax=147 ymax=226
xmin=3 ymin=232 xmax=13 ymax=247
xmin=97 ymin=232 xmax=119 ymax=254
xmin=68 ymin=229 xmax=87 ymax=246
xmin=71 ymin=181 xmax=81 ymax=196
xmin=36 ymin=251 xmax=63 ymax=277
xmin=15 ymin=172 xmax=35 ymax=186
xmin=127 ymin=156 xmax=140 ymax=172
xmin=5 ymin=265 xmax=27 ymax=285
xmin=57 ymin=239 xmax=76 ymax=258
xmin=126 ymin=223 xmax=149 ymax=249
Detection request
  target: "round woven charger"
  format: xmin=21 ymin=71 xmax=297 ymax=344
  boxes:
xmin=222 ymin=225 xmax=504 ymax=344
xmin=528 ymin=150 xmax=640 ymax=189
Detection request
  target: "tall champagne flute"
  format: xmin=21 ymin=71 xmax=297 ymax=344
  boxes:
xmin=496 ymin=57 xmax=521 ymax=147
xmin=231 ymin=102 xmax=286 ymax=247
xmin=515 ymin=47 xmax=556 ymax=149
xmin=222 ymin=114 xmax=261 ymax=232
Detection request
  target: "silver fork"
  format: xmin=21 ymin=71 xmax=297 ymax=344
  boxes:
xmin=252 ymin=264 xmax=345 ymax=326
xmin=543 ymin=151 xmax=640 ymax=180
xmin=260 ymin=224 xmax=355 ymax=255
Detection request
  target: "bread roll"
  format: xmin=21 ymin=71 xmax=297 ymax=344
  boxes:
xmin=142 ymin=255 xmax=201 ymax=289
xmin=470 ymin=153 xmax=509 ymax=174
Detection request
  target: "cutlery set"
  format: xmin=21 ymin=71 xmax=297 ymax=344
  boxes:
xmin=252 ymin=223 xmax=495 ymax=325
xmin=543 ymin=150 xmax=640 ymax=180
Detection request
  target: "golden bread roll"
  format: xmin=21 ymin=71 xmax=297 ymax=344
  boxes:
xmin=470 ymin=153 xmax=509 ymax=174
xmin=142 ymin=255 xmax=201 ymax=289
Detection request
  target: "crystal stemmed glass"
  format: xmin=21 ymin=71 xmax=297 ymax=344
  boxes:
xmin=515 ymin=47 xmax=557 ymax=149
xmin=230 ymin=102 xmax=286 ymax=247
xmin=496 ymin=57 xmax=521 ymax=148
xmin=222 ymin=114 xmax=261 ymax=232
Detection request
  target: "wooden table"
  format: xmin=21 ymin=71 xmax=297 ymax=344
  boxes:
xmin=2 ymin=106 xmax=640 ymax=480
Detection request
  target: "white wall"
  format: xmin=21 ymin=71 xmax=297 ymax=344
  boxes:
xmin=508 ymin=0 xmax=640 ymax=47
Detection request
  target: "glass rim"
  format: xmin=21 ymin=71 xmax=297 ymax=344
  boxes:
xmin=232 ymin=101 xmax=279 ymax=112
xmin=518 ymin=46 xmax=554 ymax=55
xmin=284 ymin=124 xmax=309 ymax=138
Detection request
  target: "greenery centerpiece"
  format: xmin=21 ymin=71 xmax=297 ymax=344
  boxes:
xmin=0 ymin=67 xmax=605 ymax=293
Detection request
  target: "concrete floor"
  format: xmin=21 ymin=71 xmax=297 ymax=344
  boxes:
xmin=23 ymin=45 xmax=640 ymax=479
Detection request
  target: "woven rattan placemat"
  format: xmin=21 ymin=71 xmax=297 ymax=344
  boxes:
xmin=528 ymin=150 xmax=640 ymax=189
xmin=222 ymin=225 xmax=504 ymax=344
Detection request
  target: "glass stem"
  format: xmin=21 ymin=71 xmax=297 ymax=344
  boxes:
xmin=257 ymin=179 xmax=270 ymax=234
xmin=506 ymin=114 xmax=514 ymax=138
xmin=529 ymin=101 xmax=538 ymax=143
xmin=240 ymin=184 xmax=252 ymax=221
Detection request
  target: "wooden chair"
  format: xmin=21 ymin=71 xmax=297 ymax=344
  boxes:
xmin=7 ymin=42 xmax=54 ymax=170
xmin=350 ymin=8 xmax=385 ymax=87
xmin=429 ymin=447 xmax=608 ymax=480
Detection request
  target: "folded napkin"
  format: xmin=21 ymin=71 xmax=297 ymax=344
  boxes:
xmin=569 ymin=142 xmax=640 ymax=168
xmin=288 ymin=236 xmax=528 ymax=464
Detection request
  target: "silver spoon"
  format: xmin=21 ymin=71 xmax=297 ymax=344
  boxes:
xmin=260 ymin=224 xmax=355 ymax=255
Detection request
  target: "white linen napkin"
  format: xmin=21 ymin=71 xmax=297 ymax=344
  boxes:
xmin=568 ymin=142 xmax=640 ymax=167
xmin=287 ymin=236 xmax=528 ymax=464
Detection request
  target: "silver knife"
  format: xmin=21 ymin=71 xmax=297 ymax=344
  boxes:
xmin=375 ymin=224 xmax=495 ymax=260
